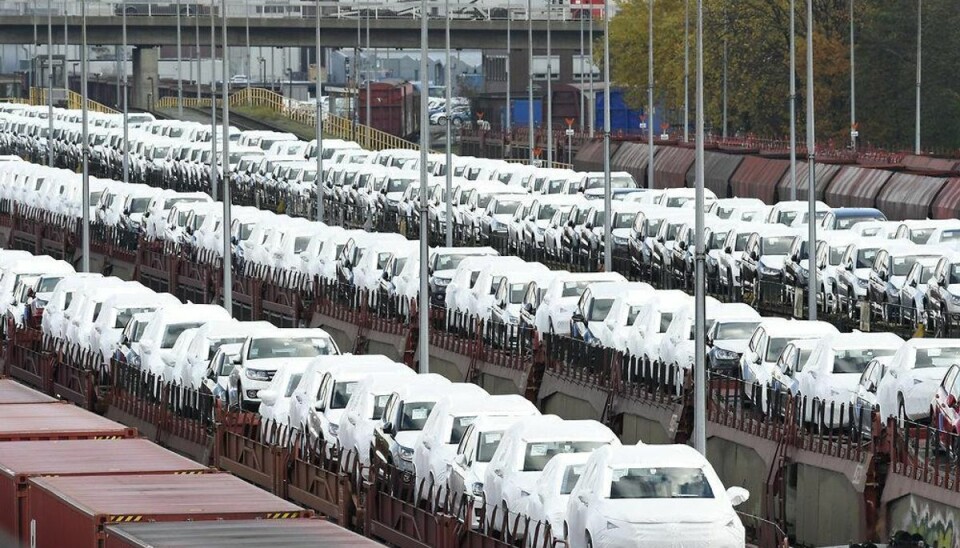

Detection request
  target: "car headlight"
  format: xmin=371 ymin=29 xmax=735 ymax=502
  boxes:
xmin=399 ymin=445 xmax=414 ymax=460
xmin=432 ymin=277 xmax=451 ymax=288
xmin=714 ymin=348 xmax=740 ymax=360
xmin=244 ymin=368 xmax=271 ymax=381
xmin=950 ymin=293 xmax=960 ymax=304
xmin=520 ymin=489 xmax=531 ymax=497
xmin=758 ymin=263 xmax=778 ymax=276
xmin=327 ymin=422 xmax=340 ymax=436
xmin=857 ymin=277 xmax=869 ymax=287
xmin=612 ymin=235 xmax=628 ymax=245
xmin=472 ymin=482 xmax=484 ymax=496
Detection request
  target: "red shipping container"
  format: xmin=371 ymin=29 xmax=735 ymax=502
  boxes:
xmin=24 ymin=473 xmax=310 ymax=548
xmin=0 ymin=439 xmax=210 ymax=540
xmin=652 ymin=146 xmax=695 ymax=189
xmin=932 ymin=178 xmax=960 ymax=219
xmin=0 ymin=379 xmax=56 ymax=405
xmin=359 ymin=79 xmax=419 ymax=138
xmin=103 ymin=519 xmax=382 ymax=548
xmin=0 ymin=403 xmax=136 ymax=442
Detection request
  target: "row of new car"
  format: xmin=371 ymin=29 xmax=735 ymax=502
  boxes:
xmin=6 ymin=245 xmax=750 ymax=548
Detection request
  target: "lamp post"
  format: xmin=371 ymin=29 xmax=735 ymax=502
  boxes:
xmin=849 ymin=0 xmax=856 ymax=150
xmin=914 ymin=0 xmax=921 ymax=155
xmin=545 ymin=2 xmax=552 ymax=168
xmin=316 ymin=0 xmax=324 ymax=222
xmin=418 ymin=0 xmax=430 ymax=375
xmin=646 ymin=0 xmax=653 ymax=189
xmin=526 ymin=0 xmax=534 ymax=164
xmin=221 ymin=0 xmax=232 ymax=313
xmin=683 ymin=0 xmax=688 ymax=143
xmin=444 ymin=0 xmax=453 ymax=246
xmin=805 ymin=0 xmax=817 ymax=320
xmin=195 ymin=0 xmax=201 ymax=100
xmin=692 ymin=0 xmax=705 ymax=456
xmin=123 ymin=0 xmax=129 ymax=184
xmin=46 ymin=0 xmax=53 ymax=167
xmin=81 ymin=0 xmax=89 ymax=272
xmin=506 ymin=0 xmax=511 ymax=133
xmin=602 ymin=0 xmax=611 ymax=272
xmin=789 ymin=0 xmax=796 ymax=200
xmin=246 ymin=0 xmax=251 ymax=96
xmin=209 ymin=4 xmax=218 ymax=201
xmin=177 ymin=0 xmax=183 ymax=118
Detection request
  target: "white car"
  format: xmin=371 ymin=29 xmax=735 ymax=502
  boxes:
xmin=515 ymin=452 xmax=590 ymax=546
xmin=793 ymin=332 xmax=905 ymax=426
xmin=659 ymin=302 xmax=759 ymax=372
xmin=566 ymin=444 xmax=748 ymax=548
xmin=766 ymin=200 xmax=829 ymax=225
xmin=654 ymin=187 xmax=717 ymax=208
xmin=40 ymin=273 xmax=105 ymax=341
xmin=463 ymin=262 xmax=549 ymax=323
xmin=875 ymin=338 xmax=960 ymax=421
xmin=428 ymin=247 xmax=500 ymax=307
xmin=64 ymin=281 xmax=152 ymax=349
xmin=302 ymin=356 xmax=412 ymax=443
xmin=446 ymin=256 xmax=527 ymax=326
xmin=483 ymin=416 xmax=619 ymax=531
xmin=90 ymin=292 xmax=182 ymax=364
xmin=137 ymin=304 xmax=233 ymax=378
xmin=447 ymin=415 xmax=531 ymax=513
xmin=413 ymin=394 xmax=539 ymax=501
xmin=533 ymin=272 xmax=627 ymax=338
xmin=178 ymin=320 xmax=277 ymax=389
xmin=739 ymin=319 xmax=839 ymax=401
xmin=571 ymin=282 xmax=653 ymax=344
xmin=716 ymin=223 xmax=767 ymax=296
xmin=257 ymin=359 xmax=311 ymax=431
xmin=623 ymin=290 xmax=692 ymax=367
xmin=337 ymin=371 xmax=426 ymax=470
xmin=230 ymin=328 xmax=340 ymax=410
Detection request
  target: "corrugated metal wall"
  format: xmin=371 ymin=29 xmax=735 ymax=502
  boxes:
xmin=775 ymin=162 xmax=842 ymax=202
xmin=875 ymin=173 xmax=948 ymax=221
xmin=573 ymin=141 xmax=624 ymax=173
xmin=823 ymin=166 xmax=894 ymax=209
xmin=729 ymin=156 xmax=791 ymax=203
xmin=611 ymin=143 xmax=656 ymax=187
xmin=652 ymin=146 xmax=695 ymax=189
xmin=932 ymin=178 xmax=960 ymax=219
xmin=685 ymin=151 xmax=743 ymax=198
xmin=901 ymin=154 xmax=960 ymax=176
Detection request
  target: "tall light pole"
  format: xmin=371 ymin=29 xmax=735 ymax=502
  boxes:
xmin=588 ymin=2 xmax=594 ymax=137
xmin=177 ymin=0 xmax=184 ymax=118
xmin=545 ymin=4 xmax=552 ymax=168
xmin=602 ymin=0 xmax=611 ymax=272
xmin=80 ymin=0 xmax=90 ymax=273
xmin=246 ymin=0 xmax=251 ymax=95
xmin=506 ymin=1 xmax=511 ymax=133
xmin=444 ymin=0 xmax=453 ymax=246
xmin=46 ymin=0 xmax=53 ymax=167
xmin=527 ymin=0 xmax=534 ymax=164
xmin=221 ymin=0 xmax=232 ymax=313
xmin=789 ymin=0 xmax=796 ymax=200
xmin=849 ymin=0 xmax=855 ymax=150
xmin=721 ymin=6 xmax=728 ymax=139
xmin=683 ymin=0 xmax=689 ymax=143
xmin=914 ymin=0 xmax=921 ymax=155
xmin=692 ymin=0 xmax=705 ymax=456
xmin=646 ymin=0 xmax=654 ymax=189
xmin=805 ymin=0 xmax=817 ymax=320
xmin=315 ymin=0 xmax=324 ymax=222
xmin=418 ymin=0 xmax=430 ymax=374
xmin=578 ymin=2 xmax=583 ymax=131
xmin=195 ymin=0 xmax=201 ymax=100
xmin=122 ymin=0 xmax=130 ymax=184
xmin=209 ymin=5 xmax=218 ymax=201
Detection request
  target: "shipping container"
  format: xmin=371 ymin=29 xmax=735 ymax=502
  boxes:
xmin=823 ymin=166 xmax=894 ymax=209
xmin=25 ymin=473 xmax=309 ymax=548
xmin=103 ymin=519 xmax=381 ymax=548
xmin=685 ymin=150 xmax=744 ymax=198
xmin=932 ymin=178 xmax=960 ymax=220
xmin=774 ymin=162 xmax=842 ymax=202
xmin=595 ymin=86 xmax=654 ymax=133
xmin=875 ymin=173 xmax=948 ymax=221
xmin=573 ymin=140 xmax=623 ymax=172
xmin=0 ymin=379 xmax=56 ymax=405
xmin=0 ymin=439 xmax=210 ymax=540
xmin=547 ymin=84 xmax=657 ymax=133
xmin=652 ymin=146 xmax=696 ymax=189
xmin=729 ymin=156 xmax=791 ymax=203
xmin=901 ymin=154 xmax=960 ymax=176
xmin=611 ymin=143 xmax=657 ymax=187
xmin=358 ymin=80 xmax=419 ymax=139
xmin=0 ymin=403 xmax=136 ymax=442
xmin=511 ymin=98 xmax=543 ymax=128
xmin=468 ymin=93 xmax=544 ymax=131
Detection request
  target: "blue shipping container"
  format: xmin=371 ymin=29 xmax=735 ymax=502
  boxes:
xmin=507 ymin=99 xmax=543 ymax=128
xmin=595 ymin=88 xmax=664 ymax=133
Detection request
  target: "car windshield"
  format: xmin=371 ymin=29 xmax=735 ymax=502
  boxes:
xmin=914 ymin=347 xmax=960 ymax=369
xmin=477 ymin=430 xmax=505 ymax=463
xmin=588 ymin=298 xmax=615 ymax=321
xmin=910 ymin=228 xmax=936 ymax=244
xmin=734 ymin=233 xmax=751 ymax=251
xmin=330 ymin=381 xmax=357 ymax=409
xmin=666 ymin=197 xmax=691 ymax=208
xmin=940 ymin=230 xmax=960 ymax=243
xmin=129 ymin=197 xmax=152 ymax=213
xmin=658 ymin=312 xmax=674 ymax=333
xmin=114 ymin=306 xmax=156 ymax=329
xmin=387 ymin=178 xmax=414 ymax=193
xmin=131 ymin=320 xmax=149 ymax=342
xmin=828 ymin=246 xmax=846 ymax=265
xmin=762 ymin=236 xmax=795 ymax=255
xmin=766 ymin=337 xmax=792 ymax=362
xmin=449 ymin=415 xmax=478 ymax=444
xmin=434 ymin=253 xmax=472 ymax=271
xmin=495 ymin=200 xmax=522 ymax=215
xmin=893 ymin=255 xmax=938 ymax=277
xmin=614 ymin=212 xmax=637 ymax=229
xmin=509 ymin=283 xmax=527 ymax=304
xmin=293 ymin=236 xmax=311 ymax=254
xmin=837 ymin=216 xmax=880 ymax=230
xmin=562 ymin=281 xmax=593 ymax=298
xmin=646 ymin=219 xmax=664 ymax=237
xmin=398 ymin=401 xmax=436 ymax=431
xmin=37 ymin=277 xmax=62 ymax=293
xmin=246 ymin=336 xmax=333 ymax=359
xmin=856 ymin=249 xmax=878 ymax=269
xmin=709 ymin=231 xmax=730 ymax=249
xmin=949 ymin=264 xmax=960 ymax=285
xmin=608 ymin=467 xmax=714 ymax=499
xmin=833 ymin=348 xmax=897 ymax=374
xmin=161 ymin=322 xmax=204 ymax=348
xmin=626 ymin=306 xmax=645 ymax=326
xmin=560 ymin=464 xmax=587 ymax=495
xmin=522 ymin=441 xmax=607 ymax=472
xmin=539 ymin=204 xmax=563 ymax=220
xmin=716 ymin=321 xmax=760 ymax=340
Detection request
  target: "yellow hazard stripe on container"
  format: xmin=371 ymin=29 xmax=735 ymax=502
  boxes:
xmin=266 ymin=512 xmax=300 ymax=519
xmin=109 ymin=516 xmax=143 ymax=522
xmin=174 ymin=470 xmax=205 ymax=474
xmin=93 ymin=436 xmax=123 ymax=440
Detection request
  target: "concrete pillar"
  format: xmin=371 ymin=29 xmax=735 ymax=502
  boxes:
xmin=131 ymin=46 xmax=159 ymax=110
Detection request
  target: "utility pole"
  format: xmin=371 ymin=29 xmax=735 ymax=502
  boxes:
xmin=221 ymin=0 xmax=232 ymax=313
xmin=418 ymin=0 xmax=430 ymax=374
xmin=692 ymin=0 xmax=705 ymax=456
xmin=506 ymin=1 xmax=512 ymax=133
xmin=602 ymin=0 xmax=611 ymax=272
xmin=527 ymin=0 xmax=534 ymax=164
xmin=444 ymin=0 xmax=453 ymax=246
xmin=849 ymin=0 xmax=856 ymax=150
xmin=914 ymin=0 xmax=921 ymax=155
xmin=316 ymin=0 xmax=324 ymax=222
xmin=789 ymin=0 xmax=796 ymax=200
xmin=806 ymin=0 xmax=817 ymax=320
xmin=209 ymin=6 xmax=218 ymax=201
xmin=683 ymin=0 xmax=689 ymax=143
xmin=646 ymin=0 xmax=654 ymax=189
xmin=81 ymin=0 xmax=90 ymax=272
xmin=177 ymin=0 xmax=183 ymax=118
xmin=122 ymin=0 xmax=129 ymax=184
xmin=46 ymin=0 xmax=53 ymax=167
xmin=545 ymin=4 xmax=552 ymax=168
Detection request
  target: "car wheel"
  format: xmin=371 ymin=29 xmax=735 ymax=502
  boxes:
xmin=436 ymin=116 xmax=447 ymax=126
xmin=452 ymin=117 xmax=463 ymax=127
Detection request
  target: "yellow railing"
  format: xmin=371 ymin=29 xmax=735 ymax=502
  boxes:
xmin=160 ymin=87 xmax=419 ymax=152
xmin=28 ymin=87 xmax=119 ymax=115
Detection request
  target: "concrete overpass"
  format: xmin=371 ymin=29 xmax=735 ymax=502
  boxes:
xmin=0 ymin=15 xmax=592 ymax=49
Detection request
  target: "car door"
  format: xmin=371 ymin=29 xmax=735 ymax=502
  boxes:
xmin=898 ymin=262 xmax=923 ymax=312
xmin=448 ymin=424 xmax=477 ymax=503
xmin=567 ymin=459 xmax=598 ymax=546
xmin=373 ymin=394 xmax=399 ymax=467
xmin=868 ymin=250 xmax=889 ymax=305
xmin=934 ymin=365 xmax=960 ymax=432
xmin=743 ymin=327 xmax=766 ymax=384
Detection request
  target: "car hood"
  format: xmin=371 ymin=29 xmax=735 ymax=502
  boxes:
xmin=946 ymin=284 xmax=960 ymax=297
xmin=905 ymin=367 xmax=950 ymax=383
xmin=853 ymin=268 xmax=871 ymax=280
xmin=395 ymin=430 xmax=421 ymax=449
xmin=611 ymin=228 xmax=631 ymax=239
xmin=244 ymin=357 xmax=315 ymax=372
xmin=713 ymin=339 xmax=748 ymax=354
xmin=600 ymin=499 xmax=732 ymax=524
xmin=432 ymin=269 xmax=457 ymax=280
xmin=325 ymin=408 xmax=346 ymax=426
xmin=759 ymin=256 xmax=786 ymax=270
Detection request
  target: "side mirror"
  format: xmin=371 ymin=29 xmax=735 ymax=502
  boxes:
xmin=571 ymin=312 xmax=586 ymax=324
xmin=939 ymin=276 xmax=948 ymax=288
xmin=677 ymin=240 xmax=687 ymax=250
xmin=313 ymin=402 xmax=325 ymax=412
xmin=584 ymin=222 xmax=593 ymax=230
xmin=947 ymin=394 xmax=957 ymax=408
xmin=382 ymin=421 xmax=395 ymax=436
xmin=726 ymin=486 xmax=750 ymax=507
xmin=724 ymin=246 xmax=732 ymax=255
xmin=258 ymin=389 xmax=279 ymax=406
xmin=523 ymin=302 xmax=535 ymax=314
xmin=867 ymin=381 xmax=877 ymax=393
xmin=750 ymin=250 xmax=759 ymax=261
